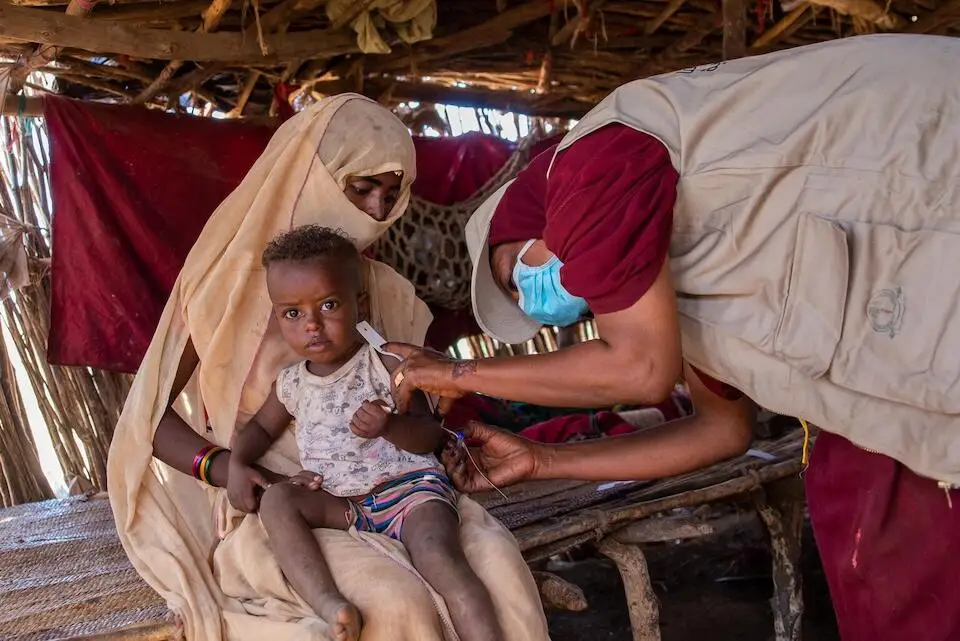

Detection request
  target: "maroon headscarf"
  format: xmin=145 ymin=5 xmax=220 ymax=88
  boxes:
xmin=485 ymin=125 xmax=678 ymax=313
xmin=486 ymin=124 xmax=741 ymax=400
xmin=544 ymin=125 xmax=678 ymax=315
xmin=487 ymin=144 xmax=555 ymax=246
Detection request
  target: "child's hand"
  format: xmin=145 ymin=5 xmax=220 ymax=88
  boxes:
xmin=227 ymin=460 xmax=270 ymax=513
xmin=350 ymin=399 xmax=392 ymax=439
xmin=287 ymin=470 xmax=324 ymax=490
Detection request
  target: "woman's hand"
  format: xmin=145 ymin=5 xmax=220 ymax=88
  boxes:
xmin=383 ymin=343 xmax=469 ymax=414
xmin=442 ymin=422 xmax=542 ymax=493
xmin=227 ymin=460 xmax=271 ymax=513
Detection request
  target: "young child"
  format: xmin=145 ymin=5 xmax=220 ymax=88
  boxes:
xmin=226 ymin=225 xmax=503 ymax=641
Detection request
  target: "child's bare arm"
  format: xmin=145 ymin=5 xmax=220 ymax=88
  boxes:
xmin=348 ymin=351 xmax=445 ymax=454
xmin=383 ymin=391 xmax=444 ymax=454
xmin=351 ymin=393 xmax=443 ymax=455
xmin=228 ymin=384 xmax=292 ymax=513
xmin=232 ymin=384 xmax=292 ymax=465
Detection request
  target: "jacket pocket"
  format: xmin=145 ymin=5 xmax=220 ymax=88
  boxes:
xmin=774 ymin=214 xmax=848 ymax=379
xmin=826 ymin=220 xmax=960 ymax=414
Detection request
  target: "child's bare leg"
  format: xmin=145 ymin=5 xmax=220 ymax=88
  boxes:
xmin=259 ymin=482 xmax=361 ymax=641
xmin=401 ymin=502 xmax=502 ymax=641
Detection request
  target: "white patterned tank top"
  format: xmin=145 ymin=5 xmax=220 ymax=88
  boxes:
xmin=276 ymin=344 xmax=441 ymax=497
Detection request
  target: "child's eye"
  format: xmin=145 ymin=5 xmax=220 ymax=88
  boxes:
xmin=320 ymin=301 xmax=338 ymax=312
xmin=283 ymin=309 xmax=301 ymax=320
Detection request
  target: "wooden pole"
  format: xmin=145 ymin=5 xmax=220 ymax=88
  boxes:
xmin=722 ymin=0 xmax=747 ymax=60
xmin=1 ymin=95 xmax=44 ymax=117
xmin=751 ymin=4 xmax=810 ymax=48
xmin=0 ymin=4 xmax=358 ymax=64
xmin=644 ymin=0 xmax=687 ymax=35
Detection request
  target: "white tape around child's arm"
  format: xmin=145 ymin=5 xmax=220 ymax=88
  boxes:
xmin=356 ymin=321 xmax=404 ymax=362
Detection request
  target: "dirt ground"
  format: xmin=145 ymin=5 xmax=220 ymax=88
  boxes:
xmin=544 ymin=517 xmax=841 ymax=641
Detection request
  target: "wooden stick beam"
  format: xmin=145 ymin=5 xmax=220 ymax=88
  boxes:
xmin=626 ymin=10 xmax=722 ymax=81
xmin=644 ymin=0 xmax=687 ymax=35
xmin=8 ymin=0 xmax=160 ymax=6
xmin=229 ymin=70 xmax=261 ymax=117
xmin=514 ymin=458 xmax=800 ymax=553
xmin=722 ymin=0 xmax=746 ymax=59
xmin=328 ymin=0 xmax=376 ymax=30
xmin=0 ymin=94 xmax=44 ymax=117
xmin=251 ymin=0 xmax=326 ymax=34
xmin=551 ymin=0 xmax=609 ymax=47
xmin=310 ymin=78 xmax=591 ymax=117
xmin=57 ymin=72 xmax=137 ymax=99
xmin=807 ymin=0 xmax=902 ymax=27
xmin=368 ymin=0 xmax=554 ymax=74
xmin=598 ymin=539 xmax=661 ymax=641
xmin=751 ymin=3 xmax=811 ymax=48
xmin=0 ymin=4 xmax=358 ymax=63
xmin=8 ymin=0 xmax=99 ymax=93
xmin=753 ymin=483 xmax=805 ymax=641
xmin=134 ymin=0 xmax=235 ymax=104
xmin=907 ymin=0 xmax=960 ymax=33
xmin=88 ymin=0 xmax=214 ymax=23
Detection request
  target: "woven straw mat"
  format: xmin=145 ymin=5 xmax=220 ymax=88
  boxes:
xmin=0 ymin=495 xmax=175 ymax=640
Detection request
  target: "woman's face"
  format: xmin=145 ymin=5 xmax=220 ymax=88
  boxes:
xmin=489 ymin=239 xmax=553 ymax=303
xmin=344 ymin=171 xmax=403 ymax=222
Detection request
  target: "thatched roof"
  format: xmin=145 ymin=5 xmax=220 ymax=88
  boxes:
xmin=1 ymin=0 xmax=958 ymax=118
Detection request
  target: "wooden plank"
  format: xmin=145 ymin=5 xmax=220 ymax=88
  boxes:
xmin=514 ymin=458 xmax=801 ymax=552
xmin=0 ymin=3 xmax=358 ymax=63
xmin=722 ymin=0 xmax=747 ymax=59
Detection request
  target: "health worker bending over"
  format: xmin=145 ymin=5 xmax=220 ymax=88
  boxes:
xmin=387 ymin=34 xmax=960 ymax=641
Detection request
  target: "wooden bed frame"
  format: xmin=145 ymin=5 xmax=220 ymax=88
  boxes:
xmin=0 ymin=430 xmax=805 ymax=641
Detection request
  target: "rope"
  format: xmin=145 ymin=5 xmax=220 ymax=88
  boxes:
xmin=799 ymin=418 xmax=811 ymax=477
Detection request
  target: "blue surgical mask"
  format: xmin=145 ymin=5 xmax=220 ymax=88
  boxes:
xmin=513 ymin=240 xmax=589 ymax=327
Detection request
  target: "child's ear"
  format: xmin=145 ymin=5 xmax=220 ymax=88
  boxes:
xmin=358 ymin=291 xmax=370 ymax=322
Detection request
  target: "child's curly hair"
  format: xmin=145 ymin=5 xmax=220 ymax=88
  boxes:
xmin=262 ymin=225 xmax=360 ymax=268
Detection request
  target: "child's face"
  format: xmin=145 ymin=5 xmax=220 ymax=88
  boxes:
xmin=266 ymin=259 xmax=367 ymax=365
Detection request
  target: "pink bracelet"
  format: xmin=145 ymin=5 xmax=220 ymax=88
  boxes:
xmin=192 ymin=445 xmax=215 ymax=480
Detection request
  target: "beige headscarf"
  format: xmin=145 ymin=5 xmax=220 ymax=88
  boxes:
xmin=108 ymin=94 xmax=548 ymax=641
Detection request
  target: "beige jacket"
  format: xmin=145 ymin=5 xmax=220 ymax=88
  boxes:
xmin=554 ymin=34 xmax=960 ymax=486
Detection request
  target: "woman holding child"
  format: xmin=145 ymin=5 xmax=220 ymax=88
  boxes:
xmin=108 ymin=95 xmax=549 ymax=641
xmin=389 ymin=34 xmax=960 ymax=641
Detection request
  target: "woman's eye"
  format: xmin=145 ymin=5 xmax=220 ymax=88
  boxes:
xmin=351 ymin=184 xmax=371 ymax=196
xmin=283 ymin=309 xmax=300 ymax=320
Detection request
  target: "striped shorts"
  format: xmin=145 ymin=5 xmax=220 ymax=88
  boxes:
xmin=348 ymin=470 xmax=460 ymax=541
